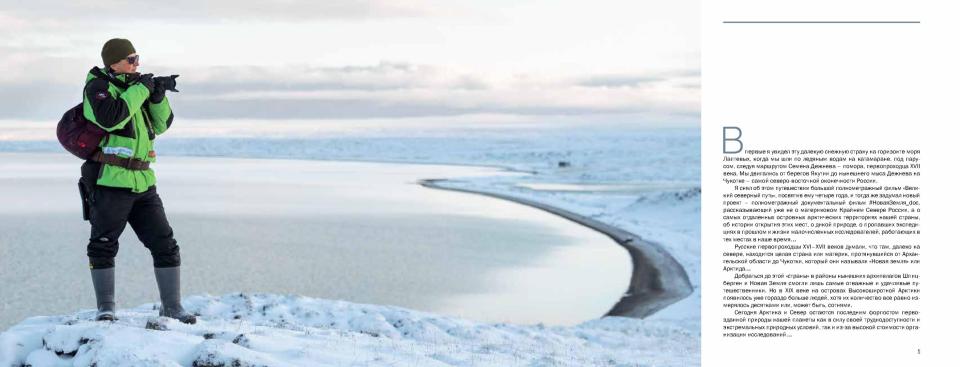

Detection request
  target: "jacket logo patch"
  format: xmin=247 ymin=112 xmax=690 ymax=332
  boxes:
xmin=95 ymin=91 xmax=108 ymax=100
xmin=102 ymin=146 xmax=134 ymax=157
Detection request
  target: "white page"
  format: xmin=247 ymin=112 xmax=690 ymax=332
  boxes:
xmin=703 ymin=1 xmax=957 ymax=365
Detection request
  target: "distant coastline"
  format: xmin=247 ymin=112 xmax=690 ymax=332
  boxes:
xmin=419 ymin=178 xmax=694 ymax=319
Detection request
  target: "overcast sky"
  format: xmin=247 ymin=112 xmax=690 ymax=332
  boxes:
xmin=0 ymin=0 xmax=698 ymax=124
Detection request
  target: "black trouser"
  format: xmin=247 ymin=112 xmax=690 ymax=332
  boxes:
xmin=81 ymin=161 xmax=181 ymax=269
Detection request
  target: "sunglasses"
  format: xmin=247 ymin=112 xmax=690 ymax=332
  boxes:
xmin=125 ymin=55 xmax=139 ymax=64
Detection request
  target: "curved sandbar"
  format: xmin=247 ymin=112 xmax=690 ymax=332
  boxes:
xmin=0 ymin=153 xmax=632 ymax=327
xmin=419 ymin=178 xmax=694 ymax=318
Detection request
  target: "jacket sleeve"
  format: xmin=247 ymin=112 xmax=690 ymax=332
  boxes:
xmin=83 ymin=79 xmax=150 ymax=132
xmin=147 ymin=95 xmax=174 ymax=135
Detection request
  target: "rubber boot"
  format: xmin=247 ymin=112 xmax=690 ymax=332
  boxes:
xmin=90 ymin=267 xmax=117 ymax=321
xmin=154 ymin=266 xmax=197 ymax=324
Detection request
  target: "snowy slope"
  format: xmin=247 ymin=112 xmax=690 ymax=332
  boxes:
xmin=0 ymin=293 xmax=699 ymax=367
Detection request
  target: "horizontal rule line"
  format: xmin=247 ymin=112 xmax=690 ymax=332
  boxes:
xmin=723 ymin=21 xmax=920 ymax=24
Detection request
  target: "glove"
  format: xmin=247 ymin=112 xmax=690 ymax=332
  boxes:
xmin=148 ymin=87 xmax=166 ymax=103
xmin=154 ymin=75 xmax=179 ymax=92
xmin=136 ymin=73 xmax=156 ymax=93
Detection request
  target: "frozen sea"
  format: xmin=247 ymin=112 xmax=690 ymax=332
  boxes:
xmin=0 ymin=153 xmax=631 ymax=329
xmin=0 ymin=118 xmax=701 ymax=366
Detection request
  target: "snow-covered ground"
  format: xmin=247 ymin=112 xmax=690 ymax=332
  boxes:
xmin=0 ymin=117 xmax=700 ymax=365
xmin=0 ymin=293 xmax=698 ymax=366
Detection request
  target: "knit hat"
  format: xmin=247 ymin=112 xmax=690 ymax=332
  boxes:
xmin=101 ymin=38 xmax=136 ymax=67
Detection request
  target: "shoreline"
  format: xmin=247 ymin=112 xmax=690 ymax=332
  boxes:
xmin=0 ymin=146 xmax=539 ymax=176
xmin=419 ymin=178 xmax=693 ymax=319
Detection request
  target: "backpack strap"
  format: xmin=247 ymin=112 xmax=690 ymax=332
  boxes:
xmin=89 ymin=67 xmax=132 ymax=90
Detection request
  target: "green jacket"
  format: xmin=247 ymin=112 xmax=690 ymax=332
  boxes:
xmin=82 ymin=67 xmax=174 ymax=193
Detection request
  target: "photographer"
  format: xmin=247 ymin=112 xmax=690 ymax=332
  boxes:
xmin=79 ymin=38 xmax=195 ymax=324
